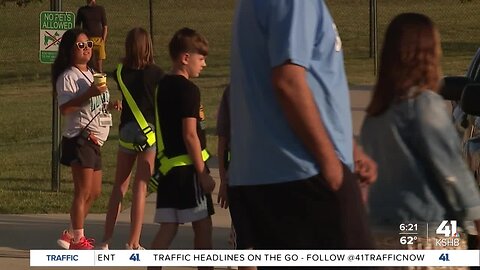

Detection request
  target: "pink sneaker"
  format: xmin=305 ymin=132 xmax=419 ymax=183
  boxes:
xmin=69 ymin=237 xmax=95 ymax=250
xmin=57 ymin=230 xmax=73 ymax=249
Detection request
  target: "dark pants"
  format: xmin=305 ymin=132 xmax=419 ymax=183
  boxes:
xmin=228 ymin=164 xmax=374 ymax=254
xmin=468 ymin=234 xmax=480 ymax=270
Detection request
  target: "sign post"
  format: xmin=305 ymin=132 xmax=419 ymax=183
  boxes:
xmin=39 ymin=11 xmax=75 ymax=63
xmin=40 ymin=5 xmax=72 ymax=192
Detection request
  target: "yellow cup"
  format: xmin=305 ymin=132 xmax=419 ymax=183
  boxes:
xmin=93 ymin=73 xmax=107 ymax=86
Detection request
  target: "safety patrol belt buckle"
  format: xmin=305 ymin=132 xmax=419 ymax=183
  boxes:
xmin=134 ymin=143 xmax=147 ymax=152
xmin=133 ymin=133 xmax=148 ymax=151
xmin=142 ymin=126 xmax=153 ymax=135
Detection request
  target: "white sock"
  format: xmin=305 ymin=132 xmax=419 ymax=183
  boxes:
xmin=73 ymin=229 xmax=85 ymax=243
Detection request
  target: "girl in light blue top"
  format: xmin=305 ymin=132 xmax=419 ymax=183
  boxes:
xmin=361 ymin=13 xmax=480 ymax=246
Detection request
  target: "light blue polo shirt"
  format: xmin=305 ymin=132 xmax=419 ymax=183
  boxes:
xmin=229 ymin=0 xmax=353 ymax=186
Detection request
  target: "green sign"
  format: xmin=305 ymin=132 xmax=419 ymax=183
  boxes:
xmin=39 ymin=11 xmax=75 ymax=64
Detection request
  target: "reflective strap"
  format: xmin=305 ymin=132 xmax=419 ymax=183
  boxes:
xmin=116 ymin=64 xmax=156 ymax=147
xmin=148 ymin=174 xmax=159 ymax=192
xmin=145 ymin=126 xmax=155 ymax=146
xmin=154 ymin=85 xmax=209 ymax=175
xmin=119 ymin=139 xmax=151 ymax=152
xmin=118 ymin=139 xmax=136 ymax=150
xmin=159 ymin=149 xmax=210 ymax=175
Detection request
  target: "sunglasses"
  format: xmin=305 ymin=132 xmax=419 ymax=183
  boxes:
xmin=76 ymin=41 xmax=94 ymax=50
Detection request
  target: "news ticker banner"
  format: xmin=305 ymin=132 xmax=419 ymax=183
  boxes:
xmin=30 ymin=250 xmax=480 ymax=267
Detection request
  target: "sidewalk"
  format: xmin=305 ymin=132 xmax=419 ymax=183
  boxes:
xmin=349 ymin=86 xmax=372 ymax=138
xmin=0 ymin=158 xmax=233 ymax=270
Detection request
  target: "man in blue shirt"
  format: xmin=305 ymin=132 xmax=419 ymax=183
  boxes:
xmin=229 ymin=0 xmax=376 ymax=252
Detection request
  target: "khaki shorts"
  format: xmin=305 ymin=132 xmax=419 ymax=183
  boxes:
xmin=90 ymin=37 xmax=106 ymax=60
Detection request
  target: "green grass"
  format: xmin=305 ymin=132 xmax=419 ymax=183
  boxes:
xmin=0 ymin=0 xmax=479 ymax=213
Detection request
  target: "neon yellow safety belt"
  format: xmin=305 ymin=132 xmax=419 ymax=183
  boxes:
xmin=154 ymin=87 xmax=210 ymax=175
xmin=116 ymin=64 xmax=156 ymax=151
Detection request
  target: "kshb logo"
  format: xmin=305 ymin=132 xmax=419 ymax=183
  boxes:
xmin=436 ymin=220 xmax=457 ymax=237
xmin=435 ymin=220 xmax=460 ymax=247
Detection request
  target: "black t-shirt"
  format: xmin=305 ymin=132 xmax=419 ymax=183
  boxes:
xmin=114 ymin=64 xmax=164 ymax=129
xmin=76 ymin=5 xmax=107 ymax=37
xmin=157 ymin=75 xmax=206 ymax=158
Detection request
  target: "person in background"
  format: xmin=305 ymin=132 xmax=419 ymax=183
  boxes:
xmin=99 ymin=27 xmax=164 ymax=250
xmin=149 ymin=27 xmax=215 ymax=270
xmin=361 ymin=13 xmax=480 ymax=255
xmin=76 ymin=0 xmax=108 ymax=73
xmin=229 ymin=1 xmax=377 ymax=264
xmin=52 ymin=28 xmax=118 ymax=250
xmin=217 ymin=85 xmax=256 ymax=270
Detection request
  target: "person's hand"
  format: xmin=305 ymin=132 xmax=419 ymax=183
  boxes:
xmin=198 ymin=171 xmax=215 ymax=193
xmin=354 ymin=152 xmax=377 ymax=205
xmin=108 ymin=100 xmax=122 ymax=111
xmin=87 ymin=83 xmax=107 ymax=97
xmin=354 ymin=154 xmax=378 ymax=185
xmin=321 ymin=159 xmax=344 ymax=191
xmin=217 ymin=181 xmax=229 ymax=209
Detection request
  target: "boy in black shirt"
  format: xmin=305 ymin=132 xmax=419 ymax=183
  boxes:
xmin=150 ymin=28 xmax=215 ymax=270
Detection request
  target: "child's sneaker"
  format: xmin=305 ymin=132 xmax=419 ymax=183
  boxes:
xmin=125 ymin=243 xmax=145 ymax=250
xmin=69 ymin=237 xmax=95 ymax=250
xmin=57 ymin=230 xmax=73 ymax=249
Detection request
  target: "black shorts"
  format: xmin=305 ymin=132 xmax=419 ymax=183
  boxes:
xmin=228 ymin=164 xmax=374 ymax=251
xmin=154 ymin=165 xmax=214 ymax=223
xmin=60 ymin=136 xmax=102 ymax=170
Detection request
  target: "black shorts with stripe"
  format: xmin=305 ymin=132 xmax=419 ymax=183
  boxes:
xmin=154 ymin=165 xmax=214 ymax=223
